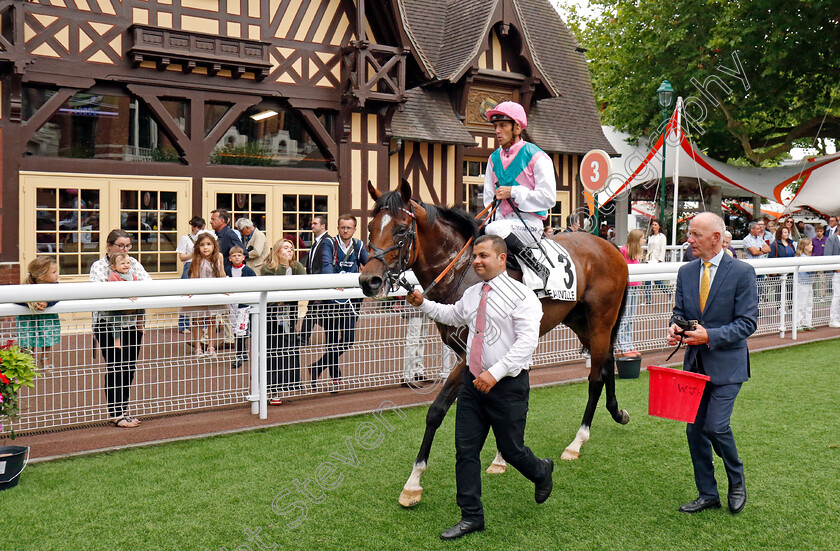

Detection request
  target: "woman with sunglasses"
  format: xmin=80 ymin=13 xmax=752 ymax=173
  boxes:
xmin=89 ymin=229 xmax=151 ymax=428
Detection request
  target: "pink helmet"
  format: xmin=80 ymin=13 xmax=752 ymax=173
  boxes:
xmin=485 ymin=101 xmax=527 ymax=129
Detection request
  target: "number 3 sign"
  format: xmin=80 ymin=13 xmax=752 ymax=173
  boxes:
xmin=580 ymin=149 xmax=611 ymax=193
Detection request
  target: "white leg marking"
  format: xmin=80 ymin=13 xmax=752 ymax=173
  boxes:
xmin=486 ymin=451 xmax=508 ymax=474
xmin=403 ymin=461 xmax=426 ymax=492
xmin=561 ymin=426 xmax=590 ymax=461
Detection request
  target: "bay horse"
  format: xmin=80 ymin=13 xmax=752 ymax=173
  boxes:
xmin=359 ymin=180 xmax=629 ymax=507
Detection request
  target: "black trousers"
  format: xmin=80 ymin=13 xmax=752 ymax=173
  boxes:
xmin=455 ymin=369 xmax=547 ymax=521
xmin=94 ymin=319 xmax=143 ymax=418
xmin=309 ymin=301 xmax=359 ymax=381
xmin=297 ymin=301 xmax=326 ymax=345
xmin=267 ymin=317 xmax=300 ymax=392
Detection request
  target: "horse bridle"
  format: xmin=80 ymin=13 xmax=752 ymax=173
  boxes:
xmin=368 ymin=205 xmax=417 ymax=294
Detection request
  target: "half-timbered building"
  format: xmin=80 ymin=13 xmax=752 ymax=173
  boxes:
xmin=0 ymin=0 xmax=613 ymax=282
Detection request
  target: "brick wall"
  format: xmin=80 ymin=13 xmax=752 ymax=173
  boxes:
xmin=0 ymin=263 xmax=21 ymax=285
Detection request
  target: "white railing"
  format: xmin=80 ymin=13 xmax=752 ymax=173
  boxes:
xmin=0 ymin=257 xmax=838 ymax=436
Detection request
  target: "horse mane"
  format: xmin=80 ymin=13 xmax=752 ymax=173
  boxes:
xmin=372 ymin=190 xmax=478 ymax=240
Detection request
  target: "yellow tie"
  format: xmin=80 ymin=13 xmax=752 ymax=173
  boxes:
xmin=699 ymin=261 xmax=712 ymax=311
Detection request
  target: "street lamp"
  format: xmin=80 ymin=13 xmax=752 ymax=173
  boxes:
xmin=657 ymin=79 xmax=674 ymax=224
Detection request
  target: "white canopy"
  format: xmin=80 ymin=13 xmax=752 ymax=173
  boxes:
xmin=598 ymin=108 xmax=840 ymax=216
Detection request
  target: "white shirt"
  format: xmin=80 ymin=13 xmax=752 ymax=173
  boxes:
xmin=742 ymin=233 xmax=768 ymax=259
xmin=646 ymin=233 xmax=667 ymax=262
xmin=418 ymin=272 xmax=543 ymax=381
xmin=176 ymin=233 xmax=196 ymax=256
xmin=697 ymin=249 xmax=725 ymax=290
xmin=482 ymin=141 xmax=556 ymax=218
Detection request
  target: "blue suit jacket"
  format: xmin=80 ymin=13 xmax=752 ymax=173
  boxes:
xmin=672 ymin=252 xmax=758 ymax=385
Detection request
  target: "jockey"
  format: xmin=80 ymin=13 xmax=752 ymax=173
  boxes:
xmin=483 ymin=101 xmax=555 ymax=287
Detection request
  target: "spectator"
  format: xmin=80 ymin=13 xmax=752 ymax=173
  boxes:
xmin=812 ymin=224 xmax=828 ymax=298
xmin=645 ymin=218 xmax=667 ymax=303
xmin=262 ymin=239 xmax=306 ymax=403
xmin=564 ymin=213 xmax=581 ymax=232
xmin=743 ymin=221 xmax=770 ymax=259
xmin=543 ymin=225 xmax=555 ymax=238
xmin=209 ymin=209 xmax=242 ymax=348
xmin=796 ymin=220 xmax=815 ymax=240
xmin=105 ymin=252 xmax=145 ymax=351
xmin=307 ymin=214 xmax=370 ymax=390
xmin=236 ymin=217 xmax=269 ymax=274
xmin=176 ymin=216 xmax=208 ymax=334
xmin=182 ymin=231 xmax=226 ymax=358
xmin=209 ymin=209 xmax=244 ymax=270
xmin=297 ymin=215 xmax=331 ymax=347
xmin=764 ymin=220 xmax=777 ymax=244
xmin=794 ymin=239 xmax=815 ymax=331
xmin=682 ymin=239 xmax=695 ymax=262
xmin=825 ymin=216 xmax=839 ymax=239
xmin=90 ymin=229 xmax=151 ymax=429
xmin=722 ymin=231 xmax=736 ymax=257
xmin=825 ymin=227 xmax=840 ymax=328
xmin=769 ymin=226 xmax=795 ymax=259
xmin=225 ymin=246 xmax=256 ymax=370
xmin=756 ymin=220 xmax=770 ymax=242
xmin=16 ymin=256 xmax=60 ymax=371
xmin=616 ymin=229 xmax=644 ymax=356
xmin=781 ymin=216 xmax=799 ymax=241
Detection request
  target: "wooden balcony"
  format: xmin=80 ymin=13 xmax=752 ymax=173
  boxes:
xmin=341 ymin=41 xmax=407 ymax=107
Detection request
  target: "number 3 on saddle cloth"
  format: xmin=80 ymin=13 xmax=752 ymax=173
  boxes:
xmin=517 ymin=240 xmax=578 ymax=301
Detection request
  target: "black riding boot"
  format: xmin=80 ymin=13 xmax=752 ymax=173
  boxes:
xmin=504 ymin=234 xmax=550 ymax=289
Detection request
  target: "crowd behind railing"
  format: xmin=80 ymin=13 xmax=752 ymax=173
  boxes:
xmin=1 ymin=252 xmax=838 ymax=437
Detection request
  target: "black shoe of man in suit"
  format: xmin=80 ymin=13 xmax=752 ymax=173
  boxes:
xmin=535 ymin=458 xmax=554 ymax=504
xmin=440 ymin=519 xmax=485 ymax=541
xmin=679 ymin=497 xmax=722 ymax=513
xmin=728 ymin=483 xmax=746 ymax=514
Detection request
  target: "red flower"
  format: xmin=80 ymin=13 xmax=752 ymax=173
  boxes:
xmin=0 ymin=339 xmax=13 ymax=350
xmin=0 ymin=373 xmax=8 ymax=384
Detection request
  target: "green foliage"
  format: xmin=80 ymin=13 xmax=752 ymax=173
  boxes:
xmin=210 ymin=143 xmax=278 ymax=166
xmin=563 ymin=0 xmax=840 ymax=164
xmin=1 ymin=339 xmax=838 ymax=549
xmin=0 ymin=344 xmax=40 ymax=434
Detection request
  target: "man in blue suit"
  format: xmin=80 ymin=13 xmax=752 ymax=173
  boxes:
xmin=667 ymin=212 xmax=758 ymax=514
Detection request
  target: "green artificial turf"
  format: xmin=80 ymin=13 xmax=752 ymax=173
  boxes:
xmin=2 ymin=339 xmax=839 ymax=550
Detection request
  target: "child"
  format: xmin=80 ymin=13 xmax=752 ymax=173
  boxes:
xmin=795 ymin=239 xmax=815 ymax=331
xmin=182 ymin=231 xmax=226 ymax=357
xmin=106 ymin=252 xmax=144 ymax=349
xmin=225 ymin=246 xmax=256 ymax=370
xmin=16 ymin=256 xmax=60 ymax=370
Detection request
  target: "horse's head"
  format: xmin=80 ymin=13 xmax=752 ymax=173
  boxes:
xmin=360 ymin=179 xmax=419 ymax=299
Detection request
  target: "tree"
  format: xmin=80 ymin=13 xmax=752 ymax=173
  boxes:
xmin=561 ymin=0 xmax=840 ymax=164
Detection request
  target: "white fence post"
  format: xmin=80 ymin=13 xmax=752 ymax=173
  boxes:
xmin=258 ymin=291 xmax=268 ymax=420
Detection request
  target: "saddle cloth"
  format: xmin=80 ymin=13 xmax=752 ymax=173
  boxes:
xmin=519 ymin=240 xmax=578 ymax=301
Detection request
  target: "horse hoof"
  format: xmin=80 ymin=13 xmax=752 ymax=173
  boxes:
xmin=399 ymin=488 xmax=423 ymax=508
xmin=485 ymin=463 xmax=507 ymax=474
xmin=619 ymin=409 xmax=630 ymax=425
xmin=561 ymin=448 xmax=580 ymax=461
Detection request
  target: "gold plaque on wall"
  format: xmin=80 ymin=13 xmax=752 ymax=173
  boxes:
xmin=465 ymin=87 xmax=514 ymax=130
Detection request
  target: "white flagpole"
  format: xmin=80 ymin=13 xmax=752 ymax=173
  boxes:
xmin=671 ymin=97 xmax=683 ymax=250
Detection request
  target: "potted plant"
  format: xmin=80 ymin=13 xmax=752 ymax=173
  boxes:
xmin=0 ymin=339 xmax=40 ymax=439
xmin=0 ymin=340 xmax=39 ymax=490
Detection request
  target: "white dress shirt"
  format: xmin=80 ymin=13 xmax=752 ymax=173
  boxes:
xmin=418 ymin=272 xmax=543 ymax=381
xmin=646 ymin=233 xmax=667 ymax=262
xmin=697 ymin=249 xmax=725 ymax=290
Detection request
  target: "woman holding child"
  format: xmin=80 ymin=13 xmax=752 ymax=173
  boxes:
xmin=89 ymin=229 xmax=151 ymax=428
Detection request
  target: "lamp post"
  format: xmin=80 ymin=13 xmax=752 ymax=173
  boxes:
xmin=656 ymin=79 xmax=674 ymax=224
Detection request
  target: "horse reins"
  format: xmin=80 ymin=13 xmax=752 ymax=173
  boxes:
xmin=421 ymin=202 xmax=498 ymax=297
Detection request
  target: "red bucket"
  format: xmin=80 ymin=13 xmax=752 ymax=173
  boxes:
xmin=647 ymin=366 xmax=710 ymax=423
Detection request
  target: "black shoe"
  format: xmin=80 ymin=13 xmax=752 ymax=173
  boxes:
xmin=231 ymin=356 xmax=245 ymax=370
xmin=535 ymin=458 xmax=554 ymax=504
xmin=678 ymin=497 xmax=721 ymax=513
xmin=728 ymin=483 xmax=746 ymax=514
xmin=440 ymin=519 xmax=485 ymax=541
xmin=504 ymin=235 xmax=549 ymax=288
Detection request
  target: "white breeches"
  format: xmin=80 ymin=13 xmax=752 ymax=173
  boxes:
xmin=486 ymin=217 xmax=544 ymax=243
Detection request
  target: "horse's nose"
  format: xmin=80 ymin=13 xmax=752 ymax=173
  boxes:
xmin=359 ymin=272 xmax=383 ymax=297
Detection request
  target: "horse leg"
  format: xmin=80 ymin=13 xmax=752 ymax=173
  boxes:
xmin=399 ymin=361 xmax=464 ymax=507
xmin=486 ymin=450 xmax=508 ymax=474
xmin=602 ymin=351 xmax=630 ymax=425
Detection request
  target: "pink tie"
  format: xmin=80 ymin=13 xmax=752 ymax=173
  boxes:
xmin=469 ymin=284 xmax=491 ymax=378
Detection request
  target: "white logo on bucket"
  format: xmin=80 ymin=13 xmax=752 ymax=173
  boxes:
xmin=0 ymin=461 xmax=6 ymax=475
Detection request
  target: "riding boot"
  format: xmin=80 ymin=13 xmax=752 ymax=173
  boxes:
xmin=504 ymin=234 xmax=550 ymax=289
